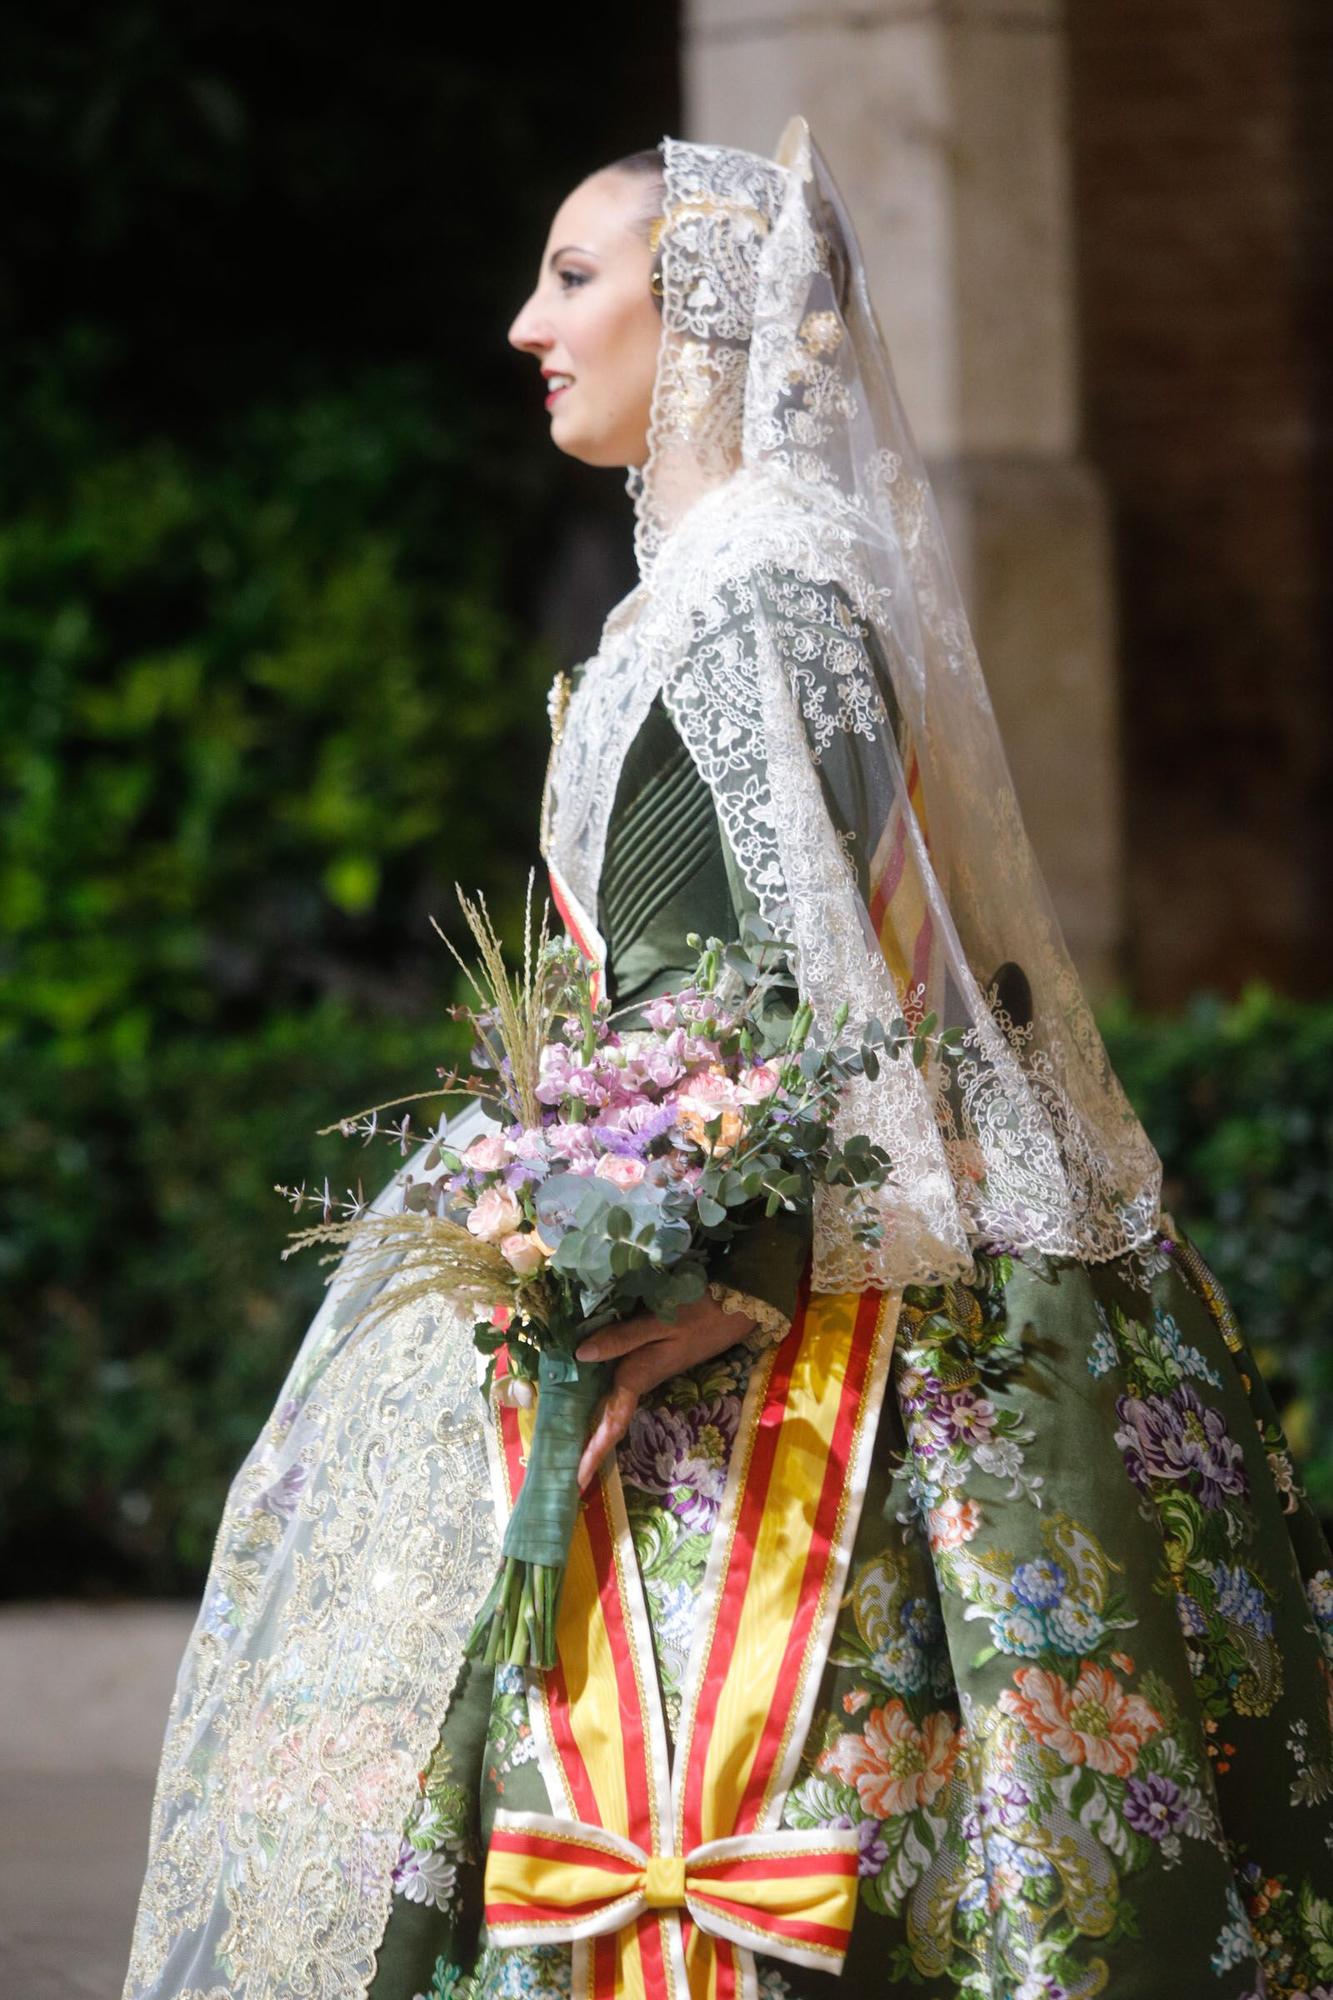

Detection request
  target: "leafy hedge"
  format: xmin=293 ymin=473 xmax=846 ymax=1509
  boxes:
xmin=4 ymin=984 xmax=1331 ymax=1597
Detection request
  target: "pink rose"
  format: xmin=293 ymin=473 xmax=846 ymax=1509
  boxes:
xmin=467 ymin=1185 xmax=522 ymax=1242
xmin=675 ymin=1066 xmax=744 ymax=1155
xmin=499 ymin=1229 xmax=552 ymax=1276
xmin=594 ymin=1153 xmax=646 ymax=1191
xmin=462 ymin=1133 xmax=509 ymax=1172
xmin=738 ymin=1062 xmax=781 ymax=1104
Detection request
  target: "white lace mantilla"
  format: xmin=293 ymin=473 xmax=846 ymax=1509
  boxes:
xmin=542 ymin=126 xmax=1163 ymax=1291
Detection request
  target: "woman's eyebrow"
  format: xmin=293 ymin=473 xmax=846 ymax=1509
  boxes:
xmin=547 ymin=244 xmax=598 ymax=270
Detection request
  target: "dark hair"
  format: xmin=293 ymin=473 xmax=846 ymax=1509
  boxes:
xmin=601 ymin=146 xmax=667 ymax=311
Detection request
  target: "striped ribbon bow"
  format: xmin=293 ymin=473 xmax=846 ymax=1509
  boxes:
xmin=486 ymin=1812 xmax=861 ymax=1974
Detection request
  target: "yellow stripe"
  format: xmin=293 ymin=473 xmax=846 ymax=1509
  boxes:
xmin=486 ymin=1848 xmax=639 ymax=1914
xmin=556 ymin=1508 xmax=632 ymax=1844
xmin=690 ymin=1868 xmax=854 ymax=1928
xmin=697 ymin=1290 xmax=860 ymax=1843
xmin=616 ymin=1918 xmax=647 ymax=2000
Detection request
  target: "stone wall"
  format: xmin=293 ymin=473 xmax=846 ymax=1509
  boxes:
xmin=1068 ymin=0 xmax=1333 ymax=1002
xmin=684 ymin=0 xmax=1129 ymax=993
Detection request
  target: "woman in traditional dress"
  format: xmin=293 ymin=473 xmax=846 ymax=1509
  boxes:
xmin=124 ymin=123 xmax=1333 ymax=2000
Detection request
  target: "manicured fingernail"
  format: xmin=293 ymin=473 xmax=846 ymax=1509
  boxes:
xmin=576 ymin=1342 xmax=596 ymax=1360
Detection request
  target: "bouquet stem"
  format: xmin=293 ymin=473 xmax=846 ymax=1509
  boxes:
xmin=466 ymin=1346 xmax=613 ymax=1670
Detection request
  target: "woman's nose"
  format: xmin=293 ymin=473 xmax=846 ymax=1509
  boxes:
xmin=507 ymin=297 xmax=550 ymax=354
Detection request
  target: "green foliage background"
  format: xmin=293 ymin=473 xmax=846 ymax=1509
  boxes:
xmin=2 ymin=9 xmax=1329 ymax=1597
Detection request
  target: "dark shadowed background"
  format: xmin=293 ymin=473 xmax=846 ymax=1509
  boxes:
xmin=2 ymin=0 xmax=1331 ymax=1603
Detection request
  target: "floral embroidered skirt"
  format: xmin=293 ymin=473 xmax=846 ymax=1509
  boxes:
xmin=367 ymin=1227 xmax=1333 ymax=2000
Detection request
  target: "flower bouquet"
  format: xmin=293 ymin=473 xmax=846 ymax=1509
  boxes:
xmin=277 ymin=873 xmax=958 ymax=1668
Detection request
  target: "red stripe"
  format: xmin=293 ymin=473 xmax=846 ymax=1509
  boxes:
xmin=688 ymin=1888 xmax=850 ymax=1952
xmin=592 ymin=1930 xmax=618 ymax=2000
xmin=487 ymin=1828 xmax=639 ymax=1876
xmin=716 ymin=1935 xmax=736 ymax=2000
xmin=547 ymin=866 xmax=586 ymax=955
xmin=635 ymin=1910 xmax=669 ymax=1996
xmin=497 ymin=1362 xmax=529 ymax=1513
xmin=545 ymin=1651 xmax=601 ymax=1827
xmin=583 ymin=1475 xmax=656 ymax=1853
xmin=547 ymin=865 xmax=603 ymax=1006
xmin=868 ymin=810 xmax=908 ymax=933
xmin=734 ymin=1288 xmax=880 ymax=1836
xmin=680 ymin=1283 xmax=804 ymax=1852
xmin=692 ymin=1849 xmax=858 ymax=1885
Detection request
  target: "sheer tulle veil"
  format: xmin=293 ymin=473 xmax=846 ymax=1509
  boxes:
xmin=543 ymin=115 xmax=1164 ymax=1294
xmin=123 ymin=115 xmax=1165 ymax=2000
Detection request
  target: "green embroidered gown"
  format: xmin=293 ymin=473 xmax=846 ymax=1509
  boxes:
xmin=369 ymin=606 xmax=1333 ymax=2000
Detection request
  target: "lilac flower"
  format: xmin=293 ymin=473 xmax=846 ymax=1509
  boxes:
xmin=960 ymin=1773 xmax=1031 ymax=1841
xmin=935 ymin=1387 xmax=997 ymax=1445
xmin=830 ymin=1811 xmax=889 ymax=1877
xmin=592 ymin=1102 xmax=679 ymax=1157
xmin=618 ymin=1398 xmax=741 ymax=1532
xmin=390 ymin=1840 xmax=457 ymax=1910
xmin=1176 ymin=1588 xmax=1208 ymax=1639
xmin=1124 ymin=1772 xmax=1186 ymax=1840
xmin=1113 ymin=1382 xmax=1248 ymax=1508
xmin=895 ymin=1364 xmax=945 ymax=1413
xmin=261 ymin=1463 xmax=307 ymax=1520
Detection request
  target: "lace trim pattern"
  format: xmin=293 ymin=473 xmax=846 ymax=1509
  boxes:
xmin=122 ymin=1145 xmax=503 ymax=2000
xmin=706 ymin=1276 xmax=793 ymax=1351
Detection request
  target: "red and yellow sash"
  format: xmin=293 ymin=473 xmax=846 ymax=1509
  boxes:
xmin=482 ymin=1280 xmax=901 ymax=1999
xmin=546 ymin=854 xmax=608 ymax=1009
xmin=868 ymin=735 xmax=940 ymax=1031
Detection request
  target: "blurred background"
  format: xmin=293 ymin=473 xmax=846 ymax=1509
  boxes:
xmin=1 ymin=3 xmax=1330 ymax=1992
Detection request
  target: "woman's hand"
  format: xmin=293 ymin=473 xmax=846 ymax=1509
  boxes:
xmin=573 ymin=1293 xmax=758 ymax=1491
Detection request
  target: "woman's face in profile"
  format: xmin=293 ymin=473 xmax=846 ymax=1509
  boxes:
xmin=508 ymin=169 xmax=662 ymax=471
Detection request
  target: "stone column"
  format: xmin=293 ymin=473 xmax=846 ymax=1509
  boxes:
xmin=683 ymin=0 xmax=1125 ymax=993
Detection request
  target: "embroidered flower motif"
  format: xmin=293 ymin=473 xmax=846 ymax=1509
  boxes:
xmin=998 ymin=1662 xmax=1163 ymax=1777
xmin=390 ymin=1842 xmax=457 ymax=1910
xmin=959 ymin=1771 xmax=1032 ymax=1840
xmin=932 ymin=1386 xmax=998 ymax=1446
xmin=1122 ymin=1771 xmax=1187 ymax=1840
xmin=927 ymin=1495 xmax=982 ymax=1552
xmin=1210 ymin=1561 xmax=1275 ymax=1637
xmin=816 ymin=1698 xmax=960 ymax=1816
xmin=1010 ymin=1559 xmax=1064 ymax=1609
xmin=1113 ymin=1381 xmax=1247 ymax=1508
xmin=618 ymin=1396 xmax=741 ymax=1533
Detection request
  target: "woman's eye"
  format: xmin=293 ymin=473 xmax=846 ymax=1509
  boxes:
xmin=558 ymin=269 xmax=590 ymax=290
